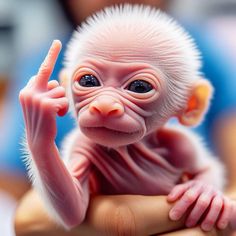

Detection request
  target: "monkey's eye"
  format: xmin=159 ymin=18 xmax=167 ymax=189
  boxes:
xmin=78 ymin=74 xmax=100 ymax=87
xmin=127 ymin=80 xmax=153 ymax=93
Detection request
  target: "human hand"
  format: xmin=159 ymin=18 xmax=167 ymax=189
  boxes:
xmin=15 ymin=189 xmax=186 ymax=236
xmin=167 ymin=180 xmax=233 ymax=232
xmin=19 ymin=40 xmax=69 ymax=151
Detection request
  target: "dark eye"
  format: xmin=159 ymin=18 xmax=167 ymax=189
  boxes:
xmin=78 ymin=74 xmax=100 ymax=87
xmin=127 ymin=80 xmax=153 ymax=93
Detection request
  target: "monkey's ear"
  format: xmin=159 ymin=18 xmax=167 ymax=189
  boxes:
xmin=59 ymin=69 xmax=69 ymax=89
xmin=178 ymin=79 xmax=213 ymax=127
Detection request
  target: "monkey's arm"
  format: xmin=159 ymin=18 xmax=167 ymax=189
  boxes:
xmin=19 ymin=40 xmax=90 ymax=229
xmin=156 ymin=126 xmax=225 ymax=188
xmin=161 ymin=126 xmax=233 ymax=232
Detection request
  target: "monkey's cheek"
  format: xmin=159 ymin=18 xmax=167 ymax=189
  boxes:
xmin=80 ymin=126 xmax=144 ymax=147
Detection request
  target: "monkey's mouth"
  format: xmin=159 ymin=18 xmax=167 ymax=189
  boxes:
xmin=80 ymin=126 xmax=144 ymax=147
xmin=82 ymin=126 xmax=140 ymax=136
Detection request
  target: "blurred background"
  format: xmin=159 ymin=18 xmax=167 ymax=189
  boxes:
xmin=0 ymin=0 xmax=235 ymax=235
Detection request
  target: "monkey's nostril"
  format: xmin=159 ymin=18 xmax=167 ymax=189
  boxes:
xmin=89 ymin=101 xmax=124 ymax=117
xmin=108 ymin=103 xmax=124 ymax=117
xmin=108 ymin=109 xmax=120 ymax=117
xmin=90 ymin=106 xmax=101 ymax=114
xmin=89 ymin=101 xmax=101 ymax=114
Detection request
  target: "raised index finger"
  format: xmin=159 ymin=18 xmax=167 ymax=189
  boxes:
xmin=35 ymin=40 xmax=62 ymax=90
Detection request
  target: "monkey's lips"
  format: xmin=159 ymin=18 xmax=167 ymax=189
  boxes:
xmin=82 ymin=126 xmax=140 ymax=136
xmin=80 ymin=126 xmax=143 ymax=147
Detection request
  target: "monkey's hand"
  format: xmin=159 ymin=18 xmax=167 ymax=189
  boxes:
xmin=167 ymin=180 xmax=233 ymax=232
xmin=18 ymin=41 xmax=89 ymax=229
xmin=19 ymin=40 xmax=69 ymax=150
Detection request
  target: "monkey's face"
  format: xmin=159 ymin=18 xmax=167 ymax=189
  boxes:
xmin=65 ymin=5 xmax=207 ymax=147
xmin=70 ymin=58 xmax=167 ymax=147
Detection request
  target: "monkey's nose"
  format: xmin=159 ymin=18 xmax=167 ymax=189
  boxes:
xmin=89 ymin=97 xmax=124 ymax=117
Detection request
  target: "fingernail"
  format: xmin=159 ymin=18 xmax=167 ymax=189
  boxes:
xmin=167 ymin=193 xmax=175 ymax=201
xmin=218 ymin=222 xmax=227 ymax=229
xmin=52 ymin=40 xmax=62 ymax=48
xmin=169 ymin=210 xmax=180 ymax=221
xmin=202 ymin=223 xmax=212 ymax=231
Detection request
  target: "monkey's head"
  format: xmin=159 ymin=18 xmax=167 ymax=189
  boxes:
xmin=61 ymin=5 xmax=213 ymax=148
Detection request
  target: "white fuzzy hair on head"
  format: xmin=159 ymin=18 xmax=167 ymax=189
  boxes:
xmin=65 ymin=4 xmax=203 ymax=118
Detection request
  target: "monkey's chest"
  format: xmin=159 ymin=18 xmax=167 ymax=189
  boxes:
xmin=88 ymin=143 xmax=183 ymax=195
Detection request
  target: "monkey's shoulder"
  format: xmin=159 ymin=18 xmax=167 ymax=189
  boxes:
xmin=145 ymin=126 xmax=200 ymax=169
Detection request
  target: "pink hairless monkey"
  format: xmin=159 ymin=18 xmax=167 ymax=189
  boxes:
xmin=19 ymin=5 xmax=235 ymax=232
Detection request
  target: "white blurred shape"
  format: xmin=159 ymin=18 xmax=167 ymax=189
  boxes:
xmin=0 ymin=191 xmax=17 ymax=236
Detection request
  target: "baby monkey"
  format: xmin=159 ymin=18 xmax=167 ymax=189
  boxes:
xmin=19 ymin=5 xmax=234 ymax=232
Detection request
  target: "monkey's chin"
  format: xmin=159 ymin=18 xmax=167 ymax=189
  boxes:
xmin=80 ymin=126 xmax=144 ymax=148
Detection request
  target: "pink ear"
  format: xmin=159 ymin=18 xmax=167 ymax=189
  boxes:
xmin=178 ymin=79 xmax=213 ymax=127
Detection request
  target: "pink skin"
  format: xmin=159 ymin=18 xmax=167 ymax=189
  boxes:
xmin=72 ymin=57 xmax=233 ymax=230
xmin=19 ymin=41 xmax=68 ymax=148
xmin=19 ymin=40 xmax=234 ymax=230
xmin=19 ymin=41 xmax=89 ymax=228
xmin=167 ymin=180 xmax=233 ymax=231
xmin=72 ymin=58 xmax=163 ymax=147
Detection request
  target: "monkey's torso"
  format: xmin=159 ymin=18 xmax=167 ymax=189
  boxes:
xmin=64 ymin=126 xmax=199 ymax=196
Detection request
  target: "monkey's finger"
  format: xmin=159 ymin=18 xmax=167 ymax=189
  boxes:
xmin=26 ymin=76 xmax=37 ymax=88
xmin=185 ymin=192 xmax=213 ymax=227
xmin=217 ymin=198 xmax=232 ymax=229
xmin=201 ymin=196 xmax=223 ymax=231
xmin=35 ymin=40 xmax=62 ymax=91
xmin=47 ymin=80 xmax=60 ymax=90
xmin=57 ymin=104 xmax=69 ymax=116
xmin=55 ymin=97 xmax=69 ymax=116
xmin=38 ymin=97 xmax=68 ymax=117
xmin=167 ymin=182 xmax=193 ymax=202
xmin=45 ymin=97 xmax=69 ymax=116
xmin=44 ymin=86 xmax=66 ymax=99
xmin=169 ymin=185 xmax=202 ymax=221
